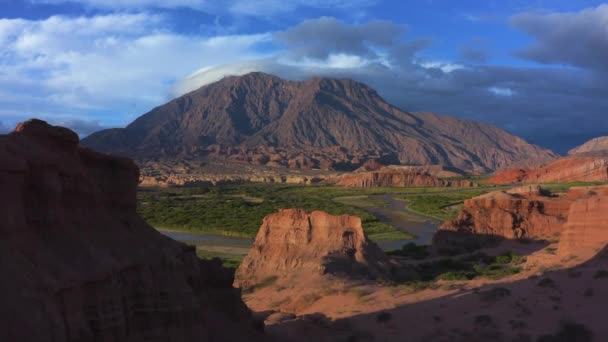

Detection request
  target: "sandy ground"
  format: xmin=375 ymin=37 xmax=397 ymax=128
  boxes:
xmin=243 ymin=241 xmax=608 ymax=342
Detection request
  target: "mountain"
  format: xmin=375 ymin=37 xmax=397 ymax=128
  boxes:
xmin=83 ymin=72 xmax=557 ymax=173
xmin=569 ymin=136 xmax=608 ymax=156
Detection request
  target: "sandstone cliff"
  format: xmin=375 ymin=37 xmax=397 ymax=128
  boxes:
xmin=558 ymin=185 xmax=608 ymax=258
xmin=0 ymin=119 xmax=260 ymax=342
xmin=235 ymin=209 xmax=396 ymax=289
xmin=488 ymin=157 xmax=608 ymax=184
xmin=435 ymin=184 xmax=608 ymax=256
xmin=434 ymin=186 xmax=571 ymax=252
xmin=335 ymin=170 xmax=475 ymax=188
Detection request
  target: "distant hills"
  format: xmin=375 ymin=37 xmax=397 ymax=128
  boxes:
xmin=569 ymin=136 xmax=608 ymax=156
xmin=83 ymin=72 xmax=557 ymax=173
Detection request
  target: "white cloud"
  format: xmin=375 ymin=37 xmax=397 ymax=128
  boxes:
xmin=488 ymin=87 xmax=514 ymax=97
xmin=30 ymin=0 xmax=377 ymax=16
xmin=419 ymin=61 xmax=465 ymax=73
xmin=0 ymin=13 xmax=271 ymax=124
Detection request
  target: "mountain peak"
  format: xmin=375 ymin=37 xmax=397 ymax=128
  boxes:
xmin=83 ymin=72 xmax=556 ymax=173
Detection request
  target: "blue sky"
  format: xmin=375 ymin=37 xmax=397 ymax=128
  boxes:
xmin=1 ymin=0 xmax=608 ymax=152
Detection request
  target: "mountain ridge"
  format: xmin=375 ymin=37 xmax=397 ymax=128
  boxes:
xmin=83 ymin=72 xmax=557 ymax=173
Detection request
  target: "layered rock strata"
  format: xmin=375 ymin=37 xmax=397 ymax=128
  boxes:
xmin=235 ymin=209 xmax=396 ymax=289
xmin=488 ymin=157 xmax=608 ymax=184
xmin=335 ymin=170 xmax=476 ymax=188
xmin=435 ymin=184 xmax=608 ymax=256
xmin=0 ymin=119 xmax=259 ymax=342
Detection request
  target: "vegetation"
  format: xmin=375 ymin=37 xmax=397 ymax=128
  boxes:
xmin=541 ymin=182 xmax=607 ymax=193
xmin=416 ymin=251 xmax=525 ymax=281
xmin=398 ymin=188 xmax=499 ymax=220
xmin=138 ymin=184 xmax=443 ymax=240
xmin=195 ymin=249 xmax=244 ymax=269
xmin=387 ymin=242 xmax=430 ymax=260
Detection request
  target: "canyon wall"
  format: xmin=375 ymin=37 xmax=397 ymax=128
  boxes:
xmin=0 ymin=120 xmax=260 ymax=342
xmin=335 ymin=170 xmax=476 ymax=188
xmin=488 ymin=157 xmax=608 ymax=184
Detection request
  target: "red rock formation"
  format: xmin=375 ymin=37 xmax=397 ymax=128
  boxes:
xmin=0 ymin=119 xmax=260 ymax=342
xmin=558 ymin=185 xmax=608 ymax=258
xmin=435 ymin=184 xmax=608 ymax=255
xmin=235 ymin=209 xmax=397 ymax=289
xmin=434 ymin=186 xmax=571 ymax=252
xmin=335 ymin=170 xmax=476 ymax=188
xmin=488 ymin=157 xmax=608 ymax=184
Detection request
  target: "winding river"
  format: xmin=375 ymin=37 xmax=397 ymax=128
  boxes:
xmin=365 ymin=193 xmax=442 ymax=249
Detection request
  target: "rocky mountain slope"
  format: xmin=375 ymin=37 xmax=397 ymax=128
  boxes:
xmin=488 ymin=157 xmax=608 ymax=184
xmin=83 ymin=72 xmax=556 ymax=173
xmin=568 ymin=136 xmax=608 ymax=156
xmin=0 ymin=120 xmax=260 ymax=342
xmin=334 ymin=169 xmax=476 ymax=188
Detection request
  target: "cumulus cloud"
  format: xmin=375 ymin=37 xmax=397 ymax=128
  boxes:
xmin=275 ymin=17 xmax=403 ymax=60
xmin=0 ymin=13 xmax=271 ymax=125
xmin=174 ymin=15 xmax=608 ymax=153
xmin=510 ymin=4 xmax=608 ymax=70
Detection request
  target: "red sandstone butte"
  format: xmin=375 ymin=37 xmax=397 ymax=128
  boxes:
xmin=0 ymin=119 xmax=260 ymax=342
xmin=434 ymin=185 xmax=571 ymax=252
xmin=235 ymin=209 xmax=398 ymax=289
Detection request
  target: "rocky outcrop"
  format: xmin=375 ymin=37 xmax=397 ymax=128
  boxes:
xmin=0 ymin=119 xmax=260 ymax=342
xmin=139 ymin=173 xmax=324 ymax=187
xmin=83 ymin=72 xmax=557 ymax=173
xmin=335 ymin=170 xmax=475 ymax=188
xmin=434 ymin=186 xmax=571 ymax=252
xmin=569 ymin=136 xmax=608 ymax=156
xmin=435 ymin=184 xmax=608 ymax=255
xmin=558 ymin=185 xmax=608 ymax=258
xmin=235 ymin=209 xmax=396 ymax=289
xmin=488 ymin=157 xmax=608 ymax=184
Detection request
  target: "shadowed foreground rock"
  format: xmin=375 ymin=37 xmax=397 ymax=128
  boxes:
xmin=0 ymin=119 xmax=260 ymax=342
xmin=235 ymin=209 xmax=400 ymax=289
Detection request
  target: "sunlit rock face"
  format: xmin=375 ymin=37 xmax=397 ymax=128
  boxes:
xmin=235 ymin=209 xmax=398 ymax=289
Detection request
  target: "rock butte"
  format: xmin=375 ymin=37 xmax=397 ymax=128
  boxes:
xmin=435 ymin=184 xmax=608 ymax=258
xmin=235 ymin=209 xmax=402 ymax=290
xmin=0 ymin=119 xmax=260 ymax=342
xmin=488 ymin=157 xmax=608 ymax=184
xmin=334 ymin=169 xmax=476 ymax=188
